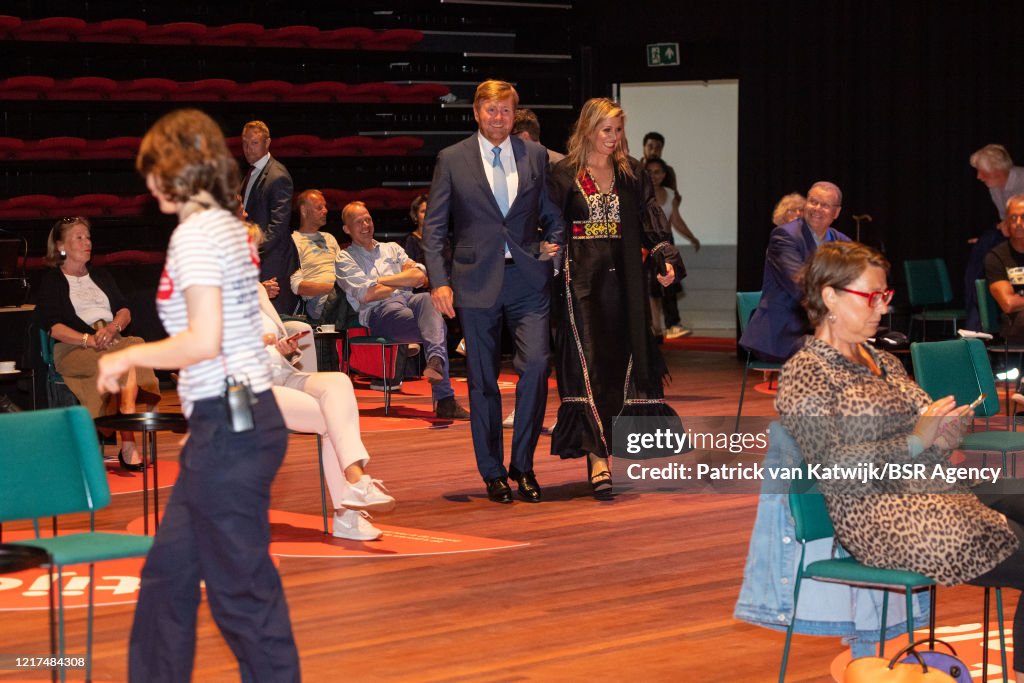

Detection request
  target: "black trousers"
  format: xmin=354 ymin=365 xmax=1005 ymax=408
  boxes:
xmin=128 ymin=391 xmax=300 ymax=682
xmin=970 ymin=480 xmax=1024 ymax=672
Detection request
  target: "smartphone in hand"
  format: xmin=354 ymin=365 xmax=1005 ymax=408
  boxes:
xmin=285 ymin=329 xmax=311 ymax=343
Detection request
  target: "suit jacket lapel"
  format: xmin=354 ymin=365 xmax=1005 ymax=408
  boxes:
xmin=510 ymin=137 xmax=531 ymax=213
xmin=462 ymin=135 xmax=503 ymax=216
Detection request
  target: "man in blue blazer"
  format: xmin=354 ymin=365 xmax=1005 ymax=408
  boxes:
xmin=242 ymin=120 xmax=299 ymax=315
xmin=423 ymin=80 xmax=565 ymax=504
xmin=740 ymin=181 xmax=850 ymax=361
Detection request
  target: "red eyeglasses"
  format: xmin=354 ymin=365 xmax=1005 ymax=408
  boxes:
xmin=837 ymin=287 xmax=895 ymax=308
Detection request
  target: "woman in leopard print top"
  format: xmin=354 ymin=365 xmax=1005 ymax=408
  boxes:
xmin=776 ymin=241 xmax=1024 ymax=677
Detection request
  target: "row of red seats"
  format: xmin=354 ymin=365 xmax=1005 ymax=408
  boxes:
xmin=0 ymin=135 xmax=425 ymax=161
xmin=0 ymin=188 xmax=428 ymax=219
xmin=22 ymin=250 xmax=166 ymax=271
xmin=0 ymin=76 xmax=449 ymax=103
xmin=0 ymin=16 xmax=423 ymax=50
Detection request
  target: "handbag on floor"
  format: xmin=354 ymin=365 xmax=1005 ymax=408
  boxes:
xmin=845 ymin=638 xmax=968 ymax=683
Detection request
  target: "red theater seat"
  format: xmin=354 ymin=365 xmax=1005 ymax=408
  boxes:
xmin=293 ymin=81 xmax=349 ymax=102
xmin=0 ymin=138 xmax=26 ymax=159
xmin=206 ymin=23 xmax=265 ymax=46
xmin=0 ymin=76 xmax=55 ymax=100
xmin=20 ymin=137 xmax=89 ymax=160
xmin=173 ymin=79 xmax=239 ymax=102
xmin=109 ymin=78 xmax=178 ymax=101
xmin=144 ymin=21 xmax=207 ymax=45
xmin=233 ymin=80 xmax=292 ymax=102
xmin=77 ymin=18 xmax=148 ymax=43
xmin=311 ymin=26 xmax=374 ymax=50
xmin=107 ymin=194 xmax=152 ymax=217
xmin=67 ymin=194 xmax=120 ymax=216
xmin=375 ymin=136 xmax=426 ymax=155
xmin=13 ymin=17 xmax=86 ymax=42
xmin=0 ymin=16 xmax=22 ymax=38
xmin=392 ymin=83 xmax=450 ymax=103
xmin=0 ymin=195 xmax=59 ymax=219
xmin=51 ymin=76 xmax=118 ymax=100
xmin=362 ymin=29 xmax=424 ymax=51
xmin=225 ymin=136 xmax=242 ymax=157
xmin=81 ymin=137 xmax=141 ymax=160
xmin=273 ymin=135 xmax=322 ymax=156
xmin=323 ymin=137 xmax=364 ymax=156
xmin=262 ymin=25 xmax=319 ymax=48
xmin=343 ymin=83 xmax=391 ymax=103
xmin=320 ymin=189 xmax=353 ymax=210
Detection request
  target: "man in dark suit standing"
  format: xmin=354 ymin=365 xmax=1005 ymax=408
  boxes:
xmin=242 ymin=120 xmax=299 ymax=314
xmin=423 ymin=80 xmax=565 ymax=504
xmin=740 ymin=181 xmax=850 ymax=362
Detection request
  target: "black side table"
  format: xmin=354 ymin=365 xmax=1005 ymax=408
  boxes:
xmin=0 ymin=544 xmax=55 ymax=681
xmin=94 ymin=412 xmax=188 ymax=535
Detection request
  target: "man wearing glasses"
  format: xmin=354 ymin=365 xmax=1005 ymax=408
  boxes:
xmin=740 ymin=181 xmax=850 ymax=362
xmin=985 ymin=195 xmax=1024 ymax=344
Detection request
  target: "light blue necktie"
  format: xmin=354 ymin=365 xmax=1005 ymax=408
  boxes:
xmin=491 ymin=146 xmax=509 ymax=216
xmin=491 ymin=146 xmax=512 ymax=259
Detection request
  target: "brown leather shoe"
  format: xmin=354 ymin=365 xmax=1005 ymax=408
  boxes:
xmin=423 ymin=356 xmax=444 ymax=384
xmin=434 ymin=396 xmax=470 ymax=420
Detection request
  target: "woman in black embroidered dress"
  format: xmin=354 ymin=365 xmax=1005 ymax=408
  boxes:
xmin=549 ymin=98 xmax=685 ymax=494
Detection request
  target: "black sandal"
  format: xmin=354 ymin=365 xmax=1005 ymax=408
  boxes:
xmin=587 ymin=455 xmax=613 ymax=494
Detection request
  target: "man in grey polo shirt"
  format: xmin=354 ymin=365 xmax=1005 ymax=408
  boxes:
xmin=335 ymin=201 xmax=469 ymax=420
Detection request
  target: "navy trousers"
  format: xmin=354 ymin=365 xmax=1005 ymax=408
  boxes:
xmin=458 ymin=262 xmax=550 ymax=481
xmin=128 ymin=391 xmax=300 ymax=683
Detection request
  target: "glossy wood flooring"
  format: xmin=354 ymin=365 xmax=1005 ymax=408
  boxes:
xmin=0 ymin=345 xmax=1010 ymax=682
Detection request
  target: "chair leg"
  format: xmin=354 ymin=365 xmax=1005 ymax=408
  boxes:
xmin=997 ymin=587 xmax=1008 ymax=683
xmin=928 ymin=585 xmax=937 ymax=642
xmin=984 ymin=587 xmax=991 ymax=683
xmin=316 ymin=434 xmax=328 ymax=535
xmin=48 ymin=563 xmax=56 ymax=683
xmin=904 ymin=588 xmax=915 ymax=646
xmin=879 ymin=592 xmax=889 ymax=657
xmin=736 ymin=356 xmax=751 ymax=433
xmin=381 ymin=345 xmax=391 ymax=416
xmin=56 ymin=566 xmax=66 ymax=683
xmin=778 ymin=570 xmax=803 ymax=683
xmin=87 ymin=563 xmax=95 ymax=683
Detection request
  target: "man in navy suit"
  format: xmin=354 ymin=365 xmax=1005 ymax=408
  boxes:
xmin=242 ymin=120 xmax=299 ymax=315
xmin=423 ymin=80 xmax=565 ymax=504
xmin=740 ymin=181 xmax=850 ymax=362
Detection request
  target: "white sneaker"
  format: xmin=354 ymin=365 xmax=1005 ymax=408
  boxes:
xmin=405 ymin=343 xmax=420 ymax=357
xmin=455 ymin=338 xmax=467 ymax=356
xmin=664 ymin=325 xmax=692 ymax=339
xmin=996 ymin=368 xmax=1020 ymax=382
xmin=332 ymin=509 xmax=382 ymax=541
xmin=339 ymin=475 xmax=396 ymax=513
xmin=502 ymin=409 xmax=515 ymax=428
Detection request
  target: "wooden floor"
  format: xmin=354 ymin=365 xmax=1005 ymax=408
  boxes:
xmin=0 ymin=345 xmax=1010 ymax=682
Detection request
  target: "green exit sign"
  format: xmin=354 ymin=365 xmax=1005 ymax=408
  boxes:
xmin=647 ymin=42 xmax=680 ymax=67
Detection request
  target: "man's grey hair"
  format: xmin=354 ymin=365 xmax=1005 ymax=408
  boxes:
xmin=971 ymin=144 xmax=1013 ymax=173
xmin=808 ymin=181 xmax=842 ymax=206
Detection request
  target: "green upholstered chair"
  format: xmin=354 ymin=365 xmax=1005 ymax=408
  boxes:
xmin=0 ymin=406 xmax=153 ymax=682
xmin=911 ymin=338 xmax=1024 ymax=475
xmin=735 ymin=291 xmax=783 ymax=432
xmin=904 ymin=258 xmax=965 ymax=341
xmin=975 ymin=278 xmax=1024 ymax=415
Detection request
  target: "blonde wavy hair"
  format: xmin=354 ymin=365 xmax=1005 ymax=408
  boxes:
xmin=565 ymin=98 xmax=633 ymax=179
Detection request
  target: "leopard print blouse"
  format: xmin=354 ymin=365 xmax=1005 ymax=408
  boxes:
xmin=776 ymin=338 xmax=1018 ymax=586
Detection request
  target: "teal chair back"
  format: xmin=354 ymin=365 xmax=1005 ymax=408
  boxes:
xmin=736 ymin=291 xmax=762 ymax=333
xmin=904 ymin=258 xmax=955 ymax=307
xmin=0 ymin=406 xmax=110 ymax=525
xmin=975 ymin=278 xmax=1001 ymax=336
xmin=910 ymin=338 xmax=1000 ymax=417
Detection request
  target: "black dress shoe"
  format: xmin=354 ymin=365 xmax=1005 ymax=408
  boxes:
xmin=118 ymin=448 xmax=144 ymax=472
xmin=508 ymin=467 xmax=542 ymax=503
xmin=484 ymin=477 xmax=513 ymax=504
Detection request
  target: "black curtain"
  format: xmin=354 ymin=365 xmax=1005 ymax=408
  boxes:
xmin=737 ymin=0 xmax=1024 ymax=307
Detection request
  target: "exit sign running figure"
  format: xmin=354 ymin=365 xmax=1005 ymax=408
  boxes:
xmin=647 ymin=42 xmax=680 ymax=67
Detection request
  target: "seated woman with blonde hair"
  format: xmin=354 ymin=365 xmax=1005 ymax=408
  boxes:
xmin=35 ymin=216 xmax=160 ymax=470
